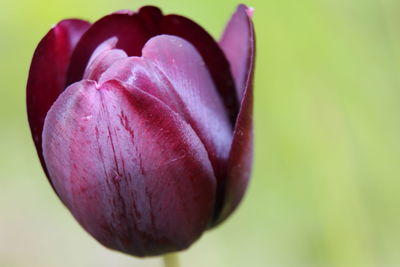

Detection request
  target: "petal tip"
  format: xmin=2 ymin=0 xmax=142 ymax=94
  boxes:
xmin=113 ymin=9 xmax=135 ymax=15
xmin=246 ymin=7 xmax=254 ymax=17
xmin=237 ymin=4 xmax=254 ymax=18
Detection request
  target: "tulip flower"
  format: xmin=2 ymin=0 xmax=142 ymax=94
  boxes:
xmin=27 ymin=4 xmax=255 ymax=257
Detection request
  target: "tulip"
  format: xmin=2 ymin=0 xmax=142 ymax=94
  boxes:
xmin=27 ymin=4 xmax=255 ymax=257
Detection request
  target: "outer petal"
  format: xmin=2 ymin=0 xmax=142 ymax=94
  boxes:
xmin=42 ymin=79 xmax=216 ymax=256
xmin=219 ymin=4 xmax=254 ymax=101
xmin=66 ymin=7 xmax=162 ymax=86
xmin=136 ymin=6 xmax=163 ymax=33
xmin=26 ymin=19 xmax=90 ymax=184
xmin=213 ymin=4 xmax=256 ymax=225
xmin=99 ymin=36 xmax=233 ymax=204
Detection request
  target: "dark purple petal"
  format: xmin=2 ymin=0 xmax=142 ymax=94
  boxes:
xmin=219 ymin=4 xmax=254 ymax=101
xmin=160 ymin=15 xmax=239 ymax=124
xmin=66 ymin=6 xmax=239 ymax=125
xmin=26 ymin=19 xmax=90 ymax=184
xmin=213 ymin=4 xmax=255 ymax=225
xmin=66 ymin=11 xmax=156 ymax=85
xmin=42 ymin=79 xmax=216 ymax=256
xmin=99 ymin=35 xmax=233 ymax=217
xmin=137 ymin=6 xmax=163 ymax=33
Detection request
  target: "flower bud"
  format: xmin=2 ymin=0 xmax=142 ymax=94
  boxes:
xmin=27 ymin=4 xmax=255 ymax=256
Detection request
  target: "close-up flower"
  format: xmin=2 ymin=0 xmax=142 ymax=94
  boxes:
xmin=2 ymin=0 xmax=399 ymax=266
xmin=26 ymin=4 xmax=255 ymax=257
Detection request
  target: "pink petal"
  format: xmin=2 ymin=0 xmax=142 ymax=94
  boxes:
xmin=161 ymin=15 xmax=239 ymax=124
xmin=219 ymin=4 xmax=254 ymax=101
xmin=42 ymin=79 xmax=216 ymax=256
xmin=85 ymin=36 xmax=119 ymax=68
xmin=26 ymin=19 xmax=90 ymax=185
xmin=213 ymin=4 xmax=256 ymax=225
xmin=83 ymin=48 xmax=128 ymax=81
xmin=99 ymin=35 xmax=233 ymax=211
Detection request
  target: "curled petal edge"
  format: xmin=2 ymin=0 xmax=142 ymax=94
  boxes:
xmin=212 ymin=4 xmax=256 ymax=225
xmin=26 ymin=19 xmax=90 ymax=190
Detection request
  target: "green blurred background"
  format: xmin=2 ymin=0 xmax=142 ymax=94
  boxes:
xmin=1 ymin=0 xmax=399 ymax=266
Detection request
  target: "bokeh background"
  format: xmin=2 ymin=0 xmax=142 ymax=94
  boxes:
xmin=1 ymin=0 xmax=399 ymax=266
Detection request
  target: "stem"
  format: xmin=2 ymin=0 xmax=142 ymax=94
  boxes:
xmin=163 ymin=253 xmax=180 ymax=267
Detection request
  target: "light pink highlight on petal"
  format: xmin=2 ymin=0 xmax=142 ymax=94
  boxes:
xmin=246 ymin=7 xmax=254 ymax=17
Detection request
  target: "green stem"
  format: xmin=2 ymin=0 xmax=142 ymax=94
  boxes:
xmin=163 ymin=253 xmax=180 ymax=267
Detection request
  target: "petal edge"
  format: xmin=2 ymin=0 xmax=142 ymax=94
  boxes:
xmin=213 ymin=4 xmax=256 ymax=225
xmin=27 ymin=19 xmax=90 ymax=186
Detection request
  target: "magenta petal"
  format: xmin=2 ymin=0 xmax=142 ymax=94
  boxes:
xmin=42 ymin=79 xmax=216 ymax=256
xmin=160 ymin=15 xmax=239 ymax=124
xmin=26 ymin=19 xmax=90 ymax=183
xmin=85 ymin=36 xmax=119 ymax=67
xmin=83 ymin=48 xmax=128 ymax=81
xmin=213 ymin=4 xmax=256 ymax=225
xmin=219 ymin=4 xmax=254 ymax=101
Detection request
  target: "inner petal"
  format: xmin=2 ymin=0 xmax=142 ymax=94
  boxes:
xmin=83 ymin=48 xmax=128 ymax=81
